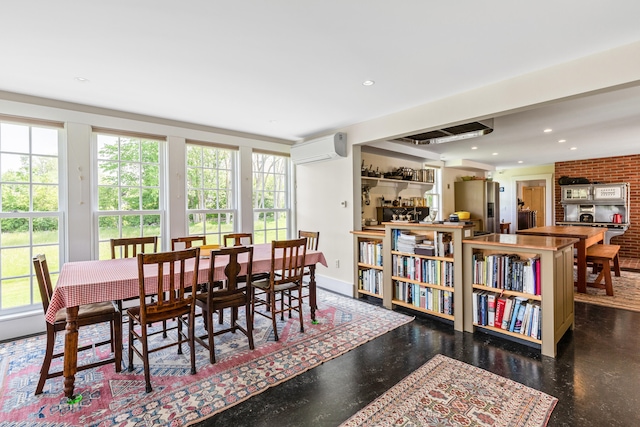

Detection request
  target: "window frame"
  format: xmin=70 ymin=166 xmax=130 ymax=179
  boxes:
xmin=0 ymin=119 xmax=65 ymax=316
xmin=92 ymin=131 xmax=166 ymax=258
xmin=251 ymin=151 xmax=292 ymax=244
xmin=185 ymin=142 xmax=239 ymax=245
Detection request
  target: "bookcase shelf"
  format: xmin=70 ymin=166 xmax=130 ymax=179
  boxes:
xmin=352 ymin=230 xmax=385 ymax=300
xmin=391 ymin=299 xmax=455 ymax=321
xmin=383 ymin=222 xmax=474 ymax=332
xmin=462 ymin=233 xmax=577 ymax=358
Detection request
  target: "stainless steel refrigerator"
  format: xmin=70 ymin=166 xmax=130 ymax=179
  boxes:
xmin=454 ymin=180 xmax=500 ymax=233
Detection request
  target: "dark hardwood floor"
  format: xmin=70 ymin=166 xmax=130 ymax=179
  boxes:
xmin=194 ymin=297 xmax=640 ymax=427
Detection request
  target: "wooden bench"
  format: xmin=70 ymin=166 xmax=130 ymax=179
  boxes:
xmin=585 ymin=244 xmax=621 ymax=296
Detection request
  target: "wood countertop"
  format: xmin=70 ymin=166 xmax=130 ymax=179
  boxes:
xmin=464 ymin=233 xmax=578 ymax=251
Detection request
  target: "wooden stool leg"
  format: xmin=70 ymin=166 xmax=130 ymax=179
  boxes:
xmin=602 ymin=262 xmax=614 ymax=296
xmin=613 ymin=254 xmax=621 ymax=277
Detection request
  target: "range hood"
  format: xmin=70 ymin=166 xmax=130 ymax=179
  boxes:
xmin=393 ymin=119 xmax=494 ymax=145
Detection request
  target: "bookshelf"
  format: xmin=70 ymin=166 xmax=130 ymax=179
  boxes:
xmin=383 ymin=222 xmax=474 ymax=332
xmin=352 ymin=229 xmax=385 ymax=300
xmin=462 ymin=233 xmax=577 ymax=358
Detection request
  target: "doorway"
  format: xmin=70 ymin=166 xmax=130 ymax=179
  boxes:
xmin=522 ymin=185 xmax=546 ymax=226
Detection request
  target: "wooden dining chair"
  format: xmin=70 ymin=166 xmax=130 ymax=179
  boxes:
xmin=290 ymin=231 xmax=320 ymax=307
xmin=171 ymin=235 xmax=207 ymax=250
xmin=110 ymin=236 xmax=167 ymax=333
xmin=299 ymin=230 xmax=320 ymax=251
xmin=251 ymin=238 xmax=307 ymax=341
xmin=32 ymin=254 xmax=123 ymax=395
xmin=110 ymin=236 xmax=158 ymax=259
xmin=127 ymin=248 xmax=200 ymax=393
xmin=223 ymin=233 xmax=253 ymax=247
xmin=195 ymin=246 xmax=255 ymax=363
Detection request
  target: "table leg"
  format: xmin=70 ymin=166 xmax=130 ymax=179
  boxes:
xmin=575 ymin=241 xmax=587 ymax=293
xmin=64 ymin=306 xmax=79 ymax=398
xmin=308 ymin=265 xmax=318 ymax=322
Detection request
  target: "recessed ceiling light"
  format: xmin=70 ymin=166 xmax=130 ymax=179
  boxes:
xmin=362 ymin=80 xmax=375 ymax=86
xmin=558 ymin=139 xmax=566 ymax=143
xmin=492 ymin=152 xmax=498 ymax=156
xmin=269 ymin=120 xmax=278 ymax=124
xmin=471 ymin=146 xmax=478 ymax=150
xmin=74 ymin=77 xmax=89 ymax=82
xmin=544 ymin=128 xmax=552 ymax=133
xmin=570 ymin=147 xmax=577 ymax=150
xmin=518 ymin=160 xmax=523 ymax=164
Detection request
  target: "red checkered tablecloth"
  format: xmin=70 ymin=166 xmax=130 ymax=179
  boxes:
xmin=45 ymin=244 xmax=327 ymax=324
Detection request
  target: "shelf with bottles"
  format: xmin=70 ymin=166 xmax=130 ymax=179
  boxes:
xmin=383 ymin=222 xmax=473 ymax=332
xmin=462 ymin=233 xmax=577 ymax=357
xmin=352 ymin=230 xmax=385 ymax=300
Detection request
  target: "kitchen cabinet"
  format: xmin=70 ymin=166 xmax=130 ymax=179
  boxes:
xmin=462 ymin=233 xmax=576 ymax=357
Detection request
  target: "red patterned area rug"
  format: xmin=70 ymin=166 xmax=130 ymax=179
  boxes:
xmin=0 ymin=290 xmax=413 ymax=426
xmin=340 ymin=354 xmax=557 ymax=427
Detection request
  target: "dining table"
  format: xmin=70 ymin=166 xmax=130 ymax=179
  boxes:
xmin=45 ymin=243 xmax=327 ymax=399
xmin=516 ymin=225 xmax=606 ymax=294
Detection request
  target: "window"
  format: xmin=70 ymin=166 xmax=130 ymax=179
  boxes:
xmin=252 ymin=152 xmax=290 ymax=243
xmin=0 ymin=121 xmax=62 ymax=314
xmin=95 ymin=132 xmax=164 ymax=258
xmin=186 ymin=143 xmax=237 ymax=245
xmin=425 ymin=168 xmax=441 ymax=221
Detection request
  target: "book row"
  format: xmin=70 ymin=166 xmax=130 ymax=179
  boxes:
xmin=472 ymin=291 xmax=541 ymax=340
xmin=358 ymin=268 xmax=383 ymax=295
xmin=394 ymin=281 xmax=454 ymax=315
xmin=392 ymin=255 xmax=454 ymax=287
xmin=359 ymin=240 xmax=383 ymax=266
xmin=471 ymin=252 xmax=541 ymax=295
xmin=391 ymin=229 xmax=453 ymax=257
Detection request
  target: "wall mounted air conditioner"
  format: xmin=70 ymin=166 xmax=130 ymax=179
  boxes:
xmin=290 ymin=132 xmax=347 ymax=165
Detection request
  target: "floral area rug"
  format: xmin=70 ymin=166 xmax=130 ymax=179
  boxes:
xmin=0 ymin=290 xmax=413 ymax=427
xmin=339 ymin=354 xmax=557 ymax=427
xmin=574 ymin=269 xmax=640 ymax=312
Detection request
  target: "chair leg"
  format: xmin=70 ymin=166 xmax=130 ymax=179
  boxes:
xmin=246 ymin=301 xmax=255 ymax=350
xmin=188 ymin=314 xmax=196 ymax=375
xmin=140 ymin=324 xmax=152 ymax=393
xmin=177 ymin=316 xmax=183 ymax=355
xmin=207 ymin=307 xmax=216 ymax=364
xmin=297 ymin=286 xmax=304 ymax=333
xmin=113 ymin=317 xmax=123 ymax=373
xmin=162 ymin=320 xmax=168 ymax=338
xmin=270 ymin=292 xmax=279 ymax=341
xmin=35 ymin=329 xmax=56 ymax=395
xmin=128 ymin=317 xmax=135 ymax=372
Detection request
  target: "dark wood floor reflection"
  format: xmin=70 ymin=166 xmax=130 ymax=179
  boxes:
xmin=194 ymin=297 xmax=640 ymax=427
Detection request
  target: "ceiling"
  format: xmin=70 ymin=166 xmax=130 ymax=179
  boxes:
xmin=2 ymin=1 xmax=640 ymax=169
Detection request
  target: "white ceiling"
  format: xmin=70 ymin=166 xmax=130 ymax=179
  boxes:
xmin=2 ymin=1 xmax=640 ymax=168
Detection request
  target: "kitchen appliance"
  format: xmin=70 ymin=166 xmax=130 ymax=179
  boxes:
xmin=559 ymin=182 xmax=630 ymax=244
xmin=454 ymin=180 xmax=500 ymax=233
xmin=376 ymin=206 xmax=429 ymax=223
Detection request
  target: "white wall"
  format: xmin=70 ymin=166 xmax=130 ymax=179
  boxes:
xmin=294 ymin=151 xmax=356 ymax=295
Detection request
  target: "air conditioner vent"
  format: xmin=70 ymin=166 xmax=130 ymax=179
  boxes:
xmin=394 ymin=119 xmax=493 ymax=145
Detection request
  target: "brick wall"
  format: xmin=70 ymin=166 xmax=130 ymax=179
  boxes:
xmin=555 ymin=154 xmax=640 ymax=258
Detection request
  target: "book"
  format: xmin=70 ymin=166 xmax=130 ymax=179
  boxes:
xmin=472 ymin=291 xmax=479 ymax=325
xmin=501 ymin=298 xmax=514 ymax=330
xmin=487 ymin=294 xmax=496 ymax=327
xmin=494 ymin=297 xmax=507 ymax=327
xmin=508 ymin=298 xmax=525 ymax=332
xmin=513 ymin=301 xmax=527 ymax=333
